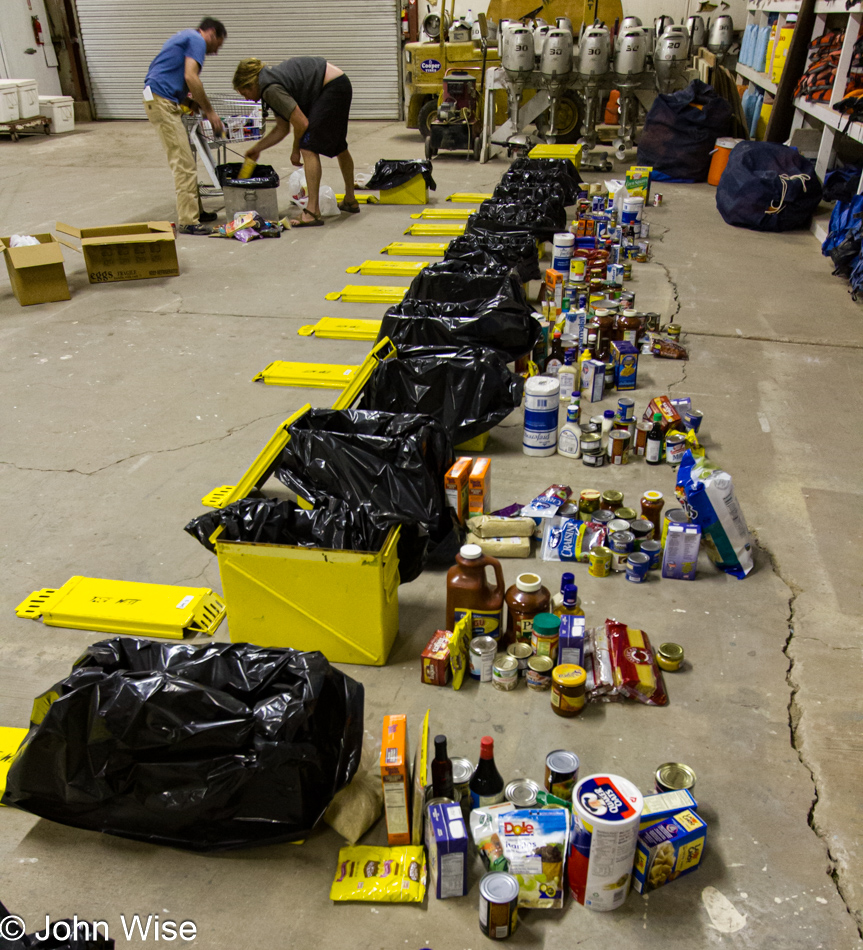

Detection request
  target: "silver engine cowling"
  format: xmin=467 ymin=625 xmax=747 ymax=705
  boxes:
xmin=655 ymin=15 xmax=674 ymax=39
xmin=654 ymin=26 xmax=690 ymax=93
xmin=541 ymin=28 xmax=574 ymax=81
xmin=578 ymin=24 xmax=611 ymax=78
xmin=503 ymin=26 xmax=536 ymax=80
xmin=686 ymin=15 xmax=706 ymax=52
xmin=707 ymin=15 xmax=734 ymax=57
xmin=533 ymin=23 xmax=550 ymax=58
xmin=613 ymin=27 xmax=647 ymax=80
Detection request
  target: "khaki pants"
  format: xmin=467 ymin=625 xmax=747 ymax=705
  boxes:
xmin=143 ymin=95 xmax=202 ymax=226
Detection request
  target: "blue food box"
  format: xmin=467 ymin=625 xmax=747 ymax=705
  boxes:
xmin=639 ymin=789 xmax=698 ymax=831
xmin=558 ymin=614 xmax=585 ymax=666
xmin=425 ymin=801 xmax=468 ymax=899
xmin=661 ymin=523 xmax=701 ymax=580
xmin=611 ymin=341 xmax=639 ymax=391
xmin=580 ymin=359 xmax=605 ymax=402
xmin=632 ymin=809 xmax=707 ymax=893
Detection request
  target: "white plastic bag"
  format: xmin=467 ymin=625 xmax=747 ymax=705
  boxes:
xmin=10 ymin=234 xmax=40 ymax=247
xmin=319 ymin=186 xmax=340 ymax=217
xmin=287 ymin=169 xmax=308 ymax=208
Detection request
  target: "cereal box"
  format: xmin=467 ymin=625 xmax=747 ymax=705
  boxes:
xmin=662 ymin=523 xmax=702 ymax=581
xmin=468 ymin=457 xmax=492 ymax=515
xmin=625 ymin=165 xmax=652 ymax=199
xmin=444 ymin=457 xmax=471 ymax=524
xmin=380 ymin=714 xmax=411 ymax=846
xmin=632 ymin=809 xmax=707 ymax=893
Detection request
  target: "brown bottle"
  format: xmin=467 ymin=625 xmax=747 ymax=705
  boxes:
xmin=593 ymin=309 xmax=615 ymax=360
xmin=641 ymin=491 xmax=665 ymax=535
xmin=504 ymin=573 xmax=551 ymax=646
xmin=618 ymin=309 xmax=641 ymax=346
xmin=446 ymin=544 xmax=505 ymax=642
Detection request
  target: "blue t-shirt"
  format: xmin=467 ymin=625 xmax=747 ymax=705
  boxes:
xmin=145 ymin=29 xmax=206 ymax=104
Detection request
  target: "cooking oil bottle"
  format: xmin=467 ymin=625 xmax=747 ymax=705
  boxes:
xmin=554 ymin=583 xmax=584 ymax=619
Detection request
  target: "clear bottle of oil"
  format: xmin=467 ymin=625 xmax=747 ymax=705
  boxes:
xmin=554 ymin=584 xmax=584 ymax=619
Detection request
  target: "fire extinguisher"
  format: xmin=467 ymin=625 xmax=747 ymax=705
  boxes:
xmin=32 ymin=15 xmax=45 ymax=46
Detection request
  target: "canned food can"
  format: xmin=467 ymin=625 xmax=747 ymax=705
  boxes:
xmin=608 ymin=530 xmax=635 ymax=554
xmin=569 ymin=257 xmax=587 ymax=282
xmin=505 ymin=778 xmax=541 ymax=807
xmin=635 ymin=420 xmax=651 ymax=456
xmin=625 ymin=551 xmax=651 ymax=583
xmin=452 ymin=756 xmax=474 ymax=812
xmin=620 ymin=290 xmax=636 ymax=309
xmin=666 ymin=324 xmax=681 ymax=341
xmin=684 ymin=409 xmax=703 ymax=433
xmin=628 ymin=518 xmax=654 ymax=548
xmin=570 ymin=774 xmax=644 ymax=911
xmin=545 ymin=750 xmax=581 ymax=800
xmin=492 ymin=654 xmax=520 ymax=691
xmin=591 ymin=509 xmax=615 ymax=526
xmin=469 ymin=635 xmax=498 ymax=682
xmin=611 ymin=550 xmax=629 ymax=573
xmin=640 ymin=539 xmax=662 ymax=569
xmin=526 ymin=654 xmax=555 ymax=690
xmin=582 ymin=451 xmax=606 ymax=468
xmin=622 ymin=261 xmax=632 ymax=281
xmin=640 ymin=222 xmax=650 ymax=239
xmin=479 ymin=872 xmax=520 ymax=939
xmin=617 ymin=397 xmax=635 ymax=422
xmin=608 ymin=429 xmax=631 ymax=465
xmin=653 ymin=193 xmax=663 ymax=207
xmin=665 ymin=432 xmax=687 ymax=466
xmin=661 ymin=509 xmax=689 ymax=547
xmin=588 ymin=546 xmax=612 ymax=577
xmin=654 ymin=762 xmax=696 ymax=793
xmin=616 ymin=506 xmax=638 ymax=522
xmin=507 ymin=642 xmax=533 ymax=676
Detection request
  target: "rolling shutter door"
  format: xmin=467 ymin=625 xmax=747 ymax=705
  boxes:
xmin=74 ymin=0 xmax=401 ymax=120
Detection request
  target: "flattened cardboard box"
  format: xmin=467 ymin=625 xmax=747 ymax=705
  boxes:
xmin=0 ymin=234 xmax=70 ymax=306
xmin=56 ymin=221 xmax=179 ymax=283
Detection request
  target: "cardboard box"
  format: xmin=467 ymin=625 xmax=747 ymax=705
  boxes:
xmin=545 ymin=268 xmax=564 ymax=315
xmin=662 ymin=523 xmax=702 ymax=580
xmin=1 ymin=234 xmax=70 ymax=306
xmin=643 ymin=394 xmax=682 ymax=434
xmin=580 ymin=359 xmax=605 ymax=402
xmin=420 ymin=630 xmax=451 ymax=686
xmin=425 ymin=801 xmax=469 ymax=898
xmin=632 ymin=809 xmax=707 ymax=893
xmin=444 ymin=457 xmax=472 ymax=524
xmin=56 ymin=221 xmax=179 ymax=284
xmin=380 ymin=714 xmax=411 ymax=845
xmin=468 ymin=457 xmax=492 ymax=515
xmin=558 ymin=615 xmax=586 ymax=667
xmin=611 ymin=340 xmax=639 ymax=391
xmin=625 ymin=165 xmax=653 ymax=199
xmin=640 ymin=789 xmax=698 ymax=831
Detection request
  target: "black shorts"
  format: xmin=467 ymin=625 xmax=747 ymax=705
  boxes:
xmin=300 ymin=74 xmax=352 ymax=157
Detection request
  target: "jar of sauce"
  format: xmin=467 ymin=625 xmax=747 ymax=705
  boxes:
xmin=593 ymin=309 xmax=615 ymax=360
xmin=551 ymin=665 xmax=587 ymax=717
xmin=531 ymin=613 xmax=561 ymax=661
xmin=617 ymin=309 xmax=641 ymax=345
xmin=641 ymin=491 xmax=665 ymax=535
xmin=600 ymin=489 xmax=623 ymax=512
xmin=504 ymin=573 xmax=551 ymax=647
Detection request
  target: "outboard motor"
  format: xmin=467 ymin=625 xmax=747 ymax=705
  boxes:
xmin=540 ymin=28 xmax=574 ymax=141
xmin=502 ymin=25 xmax=536 ymax=135
xmin=707 ymin=15 xmax=734 ymax=62
xmin=612 ymin=26 xmax=647 ymax=158
xmin=654 ymin=25 xmax=690 ymax=93
xmin=576 ymin=24 xmax=612 ymax=169
xmin=686 ymin=15 xmax=706 ymax=54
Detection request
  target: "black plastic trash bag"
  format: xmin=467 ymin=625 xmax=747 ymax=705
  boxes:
xmin=365 ymin=159 xmax=436 ymax=191
xmin=2 ymin=638 xmax=364 ymax=852
xmin=716 ymin=142 xmax=823 ymax=232
xmin=468 ymin=197 xmax=567 ymax=241
xmin=216 ymin=162 xmax=280 ymax=189
xmin=377 ymin=294 xmax=541 ymax=362
xmin=492 ymin=181 xmax=571 ymax=209
xmin=404 ymin=259 xmax=515 ymax=303
xmin=499 ymin=166 xmax=582 ymax=205
xmin=358 ymin=345 xmax=524 ymax=444
xmin=184 ymin=495 xmax=389 ymax=555
xmin=507 ymin=156 xmax=583 ymax=187
xmin=0 ymin=900 xmax=113 ymax=949
xmin=637 ymin=79 xmax=732 ymax=182
xmin=274 ymin=409 xmax=453 ymax=582
xmin=456 ymin=226 xmax=541 ymax=281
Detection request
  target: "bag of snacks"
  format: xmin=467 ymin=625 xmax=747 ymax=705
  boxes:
xmin=605 ymin=619 xmax=668 ymax=706
xmin=329 ymin=845 xmax=427 ymax=903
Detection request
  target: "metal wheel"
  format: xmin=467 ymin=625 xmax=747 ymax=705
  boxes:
xmin=539 ymin=93 xmax=583 ymax=145
xmin=418 ymin=100 xmax=439 ymax=139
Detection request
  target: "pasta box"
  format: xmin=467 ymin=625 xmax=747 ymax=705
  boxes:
xmin=632 ymin=809 xmax=707 ymax=893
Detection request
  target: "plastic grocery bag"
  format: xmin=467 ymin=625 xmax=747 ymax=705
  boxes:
xmin=319 ymin=185 xmax=340 ymax=217
xmin=452 ymin=227 xmax=541 ymax=281
xmin=403 ymin=259 xmax=516 ymax=303
xmin=676 ymin=449 xmax=754 ymax=578
xmin=716 ymin=142 xmax=822 ymax=232
xmin=2 ymin=638 xmax=364 ymax=851
xmin=358 ymin=345 xmax=524 ymax=444
xmin=365 ymin=159 xmax=436 ymax=191
xmin=184 ymin=495 xmax=389 ymax=554
xmin=377 ymin=293 xmax=541 ymax=362
xmin=274 ymin=409 xmax=454 ymax=583
xmin=287 ymin=168 xmax=308 ymax=207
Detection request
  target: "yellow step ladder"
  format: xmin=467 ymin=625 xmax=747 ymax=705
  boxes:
xmin=409 ymin=208 xmax=475 ymax=220
xmin=446 ymin=192 xmax=492 ymax=202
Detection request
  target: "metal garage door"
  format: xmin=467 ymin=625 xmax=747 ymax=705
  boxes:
xmin=74 ymin=0 xmax=401 ymax=119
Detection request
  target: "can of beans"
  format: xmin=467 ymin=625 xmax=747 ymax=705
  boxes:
xmin=588 ymin=546 xmax=612 ymax=577
xmin=479 ymin=872 xmax=520 ymax=939
xmin=545 ymin=750 xmax=581 ymax=800
xmin=452 ymin=756 xmax=474 ymax=814
xmin=661 ymin=509 xmax=690 ymax=547
xmin=492 ymin=654 xmax=520 ymax=691
xmin=507 ymin=642 xmax=533 ymax=677
xmin=469 ymin=636 xmax=498 ymax=682
xmin=684 ymin=409 xmax=703 ymax=433
xmin=634 ymin=420 xmax=651 ymax=456
xmin=665 ymin=431 xmax=687 ymax=466
xmin=628 ymin=518 xmax=654 ymax=548
xmin=640 ymin=539 xmax=662 ymax=569
xmin=625 ymin=551 xmax=651 ymax=583
xmin=653 ymin=193 xmax=663 ymax=207
xmin=617 ymin=397 xmax=635 ymax=422
xmin=608 ymin=530 xmax=635 ymax=554
xmin=526 ymin=654 xmax=555 ymax=690
xmin=609 ymin=429 xmax=631 ymax=465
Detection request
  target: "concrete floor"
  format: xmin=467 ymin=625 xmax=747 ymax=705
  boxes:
xmin=1 ymin=118 xmax=861 ymax=949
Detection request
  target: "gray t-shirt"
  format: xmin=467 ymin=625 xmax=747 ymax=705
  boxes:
xmin=259 ymin=57 xmax=327 ymax=120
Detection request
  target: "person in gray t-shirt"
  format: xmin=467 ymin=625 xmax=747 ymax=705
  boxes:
xmin=233 ymin=57 xmax=358 ymax=227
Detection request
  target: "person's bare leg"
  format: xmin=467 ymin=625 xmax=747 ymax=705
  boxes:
xmin=301 ymin=149 xmax=322 ymax=220
xmin=337 ymin=149 xmax=356 ymax=203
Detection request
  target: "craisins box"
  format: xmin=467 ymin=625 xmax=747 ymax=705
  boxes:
xmin=642 ymin=395 xmax=683 ymax=434
xmin=421 ymin=630 xmax=451 ymax=686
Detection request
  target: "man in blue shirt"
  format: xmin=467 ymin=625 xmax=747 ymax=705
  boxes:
xmin=143 ymin=18 xmax=226 ymax=235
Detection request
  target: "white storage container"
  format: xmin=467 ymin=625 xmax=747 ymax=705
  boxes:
xmin=39 ymin=95 xmax=75 ymax=133
xmin=0 ymin=81 xmax=20 ymax=122
xmin=13 ymin=80 xmax=39 ymax=119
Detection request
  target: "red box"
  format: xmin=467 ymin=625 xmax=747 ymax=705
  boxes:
xmin=421 ymin=630 xmax=452 ymax=686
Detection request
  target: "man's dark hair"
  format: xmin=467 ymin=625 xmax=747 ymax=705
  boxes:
xmin=198 ymin=17 xmax=227 ymax=38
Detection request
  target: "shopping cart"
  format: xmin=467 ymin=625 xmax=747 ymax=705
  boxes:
xmin=184 ymin=94 xmax=268 ymax=198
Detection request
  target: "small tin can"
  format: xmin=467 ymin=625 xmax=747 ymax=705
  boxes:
xmin=591 ymin=509 xmax=615 ymax=526
xmin=628 ymin=518 xmax=654 ymax=548
xmin=507 ymin=642 xmax=533 ymax=676
xmin=545 ymin=750 xmax=581 ymax=800
xmin=580 ymin=421 xmax=600 ymax=435
xmin=609 ymin=531 xmax=634 ymax=554
xmin=526 ymin=654 xmax=554 ymax=690
xmin=469 ymin=635 xmax=498 ymax=682
xmin=551 ymin=665 xmax=587 ymax=717
xmin=580 ymin=432 xmax=605 ymax=466
xmin=625 ymin=550 xmax=651 ymax=583
xmin=657 ymin=642 xmax=685 ymax=672
xmin=640 ymin=539 xmax=662 ymax=569
xmin=479 ymin=872 xmax=519 ymax=940
xmin=666 ymin=323 xmax=681 ymax=341
xmin=611 ymin=550 xmax=629 ymax=573
xmin=607 ymin=517 xmax=630 ymax=534
xmin=653 ymin=193 xmax=663 ymax=207
xmin=492 ymin=654 xmax=520 ymax=691
xmin=588 ymin=546 xmax=612 ymax=577
xmin=609 ymin=429 xmax=631 ymax=465
xmin=452 ymin=756 xmax=474 ymax=813
xmin=665 ymin=431 xmax=687 ymax=466
xmin=655 ymin=762 xmax=696 ymax=793
xmin=636 ymin=241 xmax=650 ymax=262
xmin=620 ymin=290 xmax=636 ymax=309
xmin=615 ymin=507 xmax=638 ymax=523
xmin=617 ymin=397 xmax=635 ymax=423
xmin=604 ymin=362 xmax=615 ymax=388
xmin=684 ymin=408 xmax=703 ymax=433
xmin=661 ymin=509 xmax=690 ymax=546
xmin=505 ymin=778 xmax=541 ymax=808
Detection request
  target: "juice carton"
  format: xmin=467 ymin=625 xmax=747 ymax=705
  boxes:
xmin=380 ymin=714 xmax=411 ymax=845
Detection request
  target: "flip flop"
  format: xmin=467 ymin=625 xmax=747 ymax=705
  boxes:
xmin=295 ymin=212 xmax=325 ymax=228
xmin=339 ymin=199 xmax=361 ymax=214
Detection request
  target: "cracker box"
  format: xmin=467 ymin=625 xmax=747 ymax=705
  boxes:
xmin=545 ymin=268 xmax=564 ymax=314
xmin=425 ymin=801 xmax=469 ymax=898
xmin=468 ymin=457 xmax=492 ymax=515
xmin=611 ymin=340 xmax=639 ymax=391
xmin=625 ymin=165 xmax=653 ymax=199
xmin=56 ymin=221 xmax=179 ymax=283
xmin=640 ymin=789 xmax=698 ymax=831
xmin=380 ymin=714 xmax=411 ymax=845
xmin=643 ymin=395 xmax=682 ymax=434
xmin=581 ymin=359 xmax=605 ymax=402
xmin=444 ymin=457 xmax=471 ymax=524
xmin=558 ymin=614 xmax=586 ymax=666
xmin=662 ymin=523 xmax=702 ymax=581
xmin=421 ymin=630 xmax=451 ymax=686
xmin=632 ymin=809 xmax=707 ymax=893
